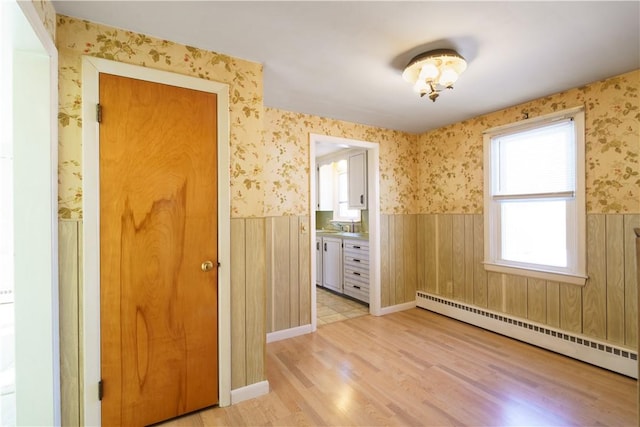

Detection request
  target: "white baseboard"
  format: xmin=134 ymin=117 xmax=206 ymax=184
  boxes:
xmin=266 ymin=324 xmax=313 ymax=343
xmin=230 ymin=380 xmax=270 ymax=405
xmin=378 ymin=300 xmax=416 ymax=316
xmin=417 ymin=291 xmax=638 ymax=378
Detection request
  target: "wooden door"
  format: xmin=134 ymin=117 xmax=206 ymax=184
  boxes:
xmin=99 ymin=73 xmax=218 ymax=426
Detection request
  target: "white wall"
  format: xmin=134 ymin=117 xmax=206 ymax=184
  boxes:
xmin=3 ymin=1 xmax=59 ymax=425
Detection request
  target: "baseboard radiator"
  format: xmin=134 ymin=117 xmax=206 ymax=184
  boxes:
xmin=416 ymin=291 xmax=638 ymax=378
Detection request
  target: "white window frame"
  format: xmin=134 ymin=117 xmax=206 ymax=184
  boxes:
xmin=317 ymin=151 xmax=361 ymax=222
xmin=483 ymin=106 xmax=587 ymax=286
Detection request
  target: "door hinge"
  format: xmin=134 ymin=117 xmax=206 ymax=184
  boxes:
xmin=98 ymin=379 xmax=104 ymax=401
xmin=96 ymin=103 xmax=102 ymax=123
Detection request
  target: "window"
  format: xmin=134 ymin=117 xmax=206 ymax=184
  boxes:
xmin=483 ymin=107 xmax=587 ymax=285
xmin=334 ymin=159 xmax=360 ymax=221
xmin=317 ymin=157 xmax=360 ymax=221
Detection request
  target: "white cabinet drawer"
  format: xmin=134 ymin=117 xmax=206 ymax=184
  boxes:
xmin=344 ymin=240 xmax=369 ymax=252
xmin=344 ymin=266 xmax=368 ymax=282
xmin=342 ymin=238 xmax=369 ymax=303
xmin=343 ymin=280 xmax=369 ymax=303
xmin=344 ymin=254 xmax=368 ymax=268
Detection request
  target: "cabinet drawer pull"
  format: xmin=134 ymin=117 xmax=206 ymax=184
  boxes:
xmin=353 ymin=272 xmax=361 ymax=276
xmin=353 ymin=259 xmax=360 ymax=263
xmin=353 ymin=245 xmax=361 ymax=249
xmin=360 ymin=194 xmax=364 ymax=204
xmin=353 ymin=285 xmax=361 ymax=289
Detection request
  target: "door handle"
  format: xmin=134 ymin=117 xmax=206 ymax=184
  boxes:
xmin=360 ymin=194 xmax=364 ymax=204
xmin=317 ymin=241 xmax=320 ymax=250
xmin=201 ymin=260 xmax=214 ymax=272
xmin=324 ymin=242 xmax=327 ymax=251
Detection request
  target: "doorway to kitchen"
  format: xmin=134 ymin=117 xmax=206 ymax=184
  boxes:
xmin=309 ymin=134 xmax=381 ymax=330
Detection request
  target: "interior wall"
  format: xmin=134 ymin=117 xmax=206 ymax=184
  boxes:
xmin=263 ymin=108 xmax=418 ymax=330
xmin=415 ymin=70 xmax=640 ymax=348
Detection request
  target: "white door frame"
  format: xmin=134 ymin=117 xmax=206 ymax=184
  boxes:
xmin=309 ymin=133 xmax=381 ymax=332
xmin=81 ymin=57 xmax=231 ymax=425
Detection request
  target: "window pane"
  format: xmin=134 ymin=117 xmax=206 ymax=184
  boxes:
xmin=496 ymin=121 xmax=575 ymax=195
xmin=501 ymin=200 xmax=567 ymax=267
xmin=338 ymin=172 xmax=348 ymax=201
xmin=338 ymin=201 xmax=360 ymax=220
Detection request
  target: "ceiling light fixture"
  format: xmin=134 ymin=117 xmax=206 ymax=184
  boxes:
xmin=402 ymin=49 xmax=467 ymax=102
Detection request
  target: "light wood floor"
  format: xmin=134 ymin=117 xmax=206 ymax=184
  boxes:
xmin=160 ymin=308 xmax=637 ymax=426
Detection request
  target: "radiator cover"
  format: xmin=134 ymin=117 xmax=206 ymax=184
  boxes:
xmin=416 ymin=291 xmax=637 ymax=378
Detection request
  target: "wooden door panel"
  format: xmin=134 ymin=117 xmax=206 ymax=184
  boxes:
xmin=99 ymin=73 xmax=218 ymax=426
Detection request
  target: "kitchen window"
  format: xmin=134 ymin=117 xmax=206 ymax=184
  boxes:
xmin=483 ymin=107 xmax=587 ymax=285
xmin=334 ymin=159 xmax=360 ymax=221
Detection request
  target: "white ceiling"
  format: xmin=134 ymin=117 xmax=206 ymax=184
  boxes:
xmin=52 ymin=1 xmax=640 ymax=134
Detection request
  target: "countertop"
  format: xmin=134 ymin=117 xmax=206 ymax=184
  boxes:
xmin=316 ymin=230 xmax=369 ymax=241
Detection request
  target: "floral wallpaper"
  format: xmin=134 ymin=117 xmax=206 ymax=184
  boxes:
xmin=418 ymin=70 xmax=640 ymax=214
xmin=31 ymin=0 xmax=56 ymax=43
xmin=264 ymin=108 xmax=418 ymax=216
xmin=56 ymin=15 xmax=264 ymax=219
xmin=55 ymin=13 xmax=637 ymax=218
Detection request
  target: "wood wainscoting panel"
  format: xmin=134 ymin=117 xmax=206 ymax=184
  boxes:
xmin=472 ymin=214 xmax=487 ymax=307
xmin=504 ymin=274 xmax=527 ymax=318
xmin=402 ymin=214 xmax=418 ymax=303
xmin=437 ymin=215 xmax=453 ymax=297
xmin=452 ymin=215 xmax=466 ymax=302
xmin=380 ymin=214 xmax=390 ymax=307
xmin=413 ymin=213 xmax=638 ymax=349
xmin=417 ymin=214 xmax=437 ymax=294
xmin=545 ymin=281 xmax=560 ymax=328
xmin=527 ymin=278 xmax=547 ymax=324
xmin=392 ymin=215 xmax=405 ymax=305
xmin=606 ymin=215 xmax=625 ymax=344
xmin=463 ymin=215 xmax=475 ymax=304
xmin=487 ymin=272 xmax=503 ymax=312
xmin=584 ymin=215 xmax=607 ymax=339
xmin=266 ymin=215 xmax=313 ymax=331
xmin=298 ymin=216 xmax=311 ymax=326
xmin=288 ymin=217 xmax=300 ymax=328
xmin=269 ymin=216 xmax=290 ymax=331
xmin=559 ymin=283 xmax=582 ymax=334
xmin=230 ymin=219 xmax=247 ymax=389
xmin=59 ymin=220 xmax=81 ymax=427
xmin=244 ymin=218 xmax=266 ymax=384
xmin=624 ymin=215 xmax=640 ymax=348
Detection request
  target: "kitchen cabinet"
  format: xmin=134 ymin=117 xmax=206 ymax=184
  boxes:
xmin=342 ymin=239 xmax=370 ymax=303
xmin=322 ymin=236 xmax=343 ymax=293
xmin=317 ymin=163 xmax=333 ymax=211
xmin=315 ymin=237 xmax=323 ymax=286
xmin=348 ymin=151 xmax=367 ymax=209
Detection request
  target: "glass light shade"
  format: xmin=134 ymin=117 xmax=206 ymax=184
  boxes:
xmin=438 ymin=67 xmax=459 ymax=86
xmin=413 ymin=80 xmax=428 ymax=93
xmin=418 ymin=63 xmax=439 ymax=81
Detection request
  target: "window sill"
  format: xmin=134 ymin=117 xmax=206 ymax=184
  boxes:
xmin=483 ymin=262 xmax=587 ymax=286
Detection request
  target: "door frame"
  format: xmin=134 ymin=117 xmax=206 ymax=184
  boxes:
xmin=309 ymin=133 xmax=382 ymax=332
xmin=81 ymin=56 xmax=231 ymax=425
